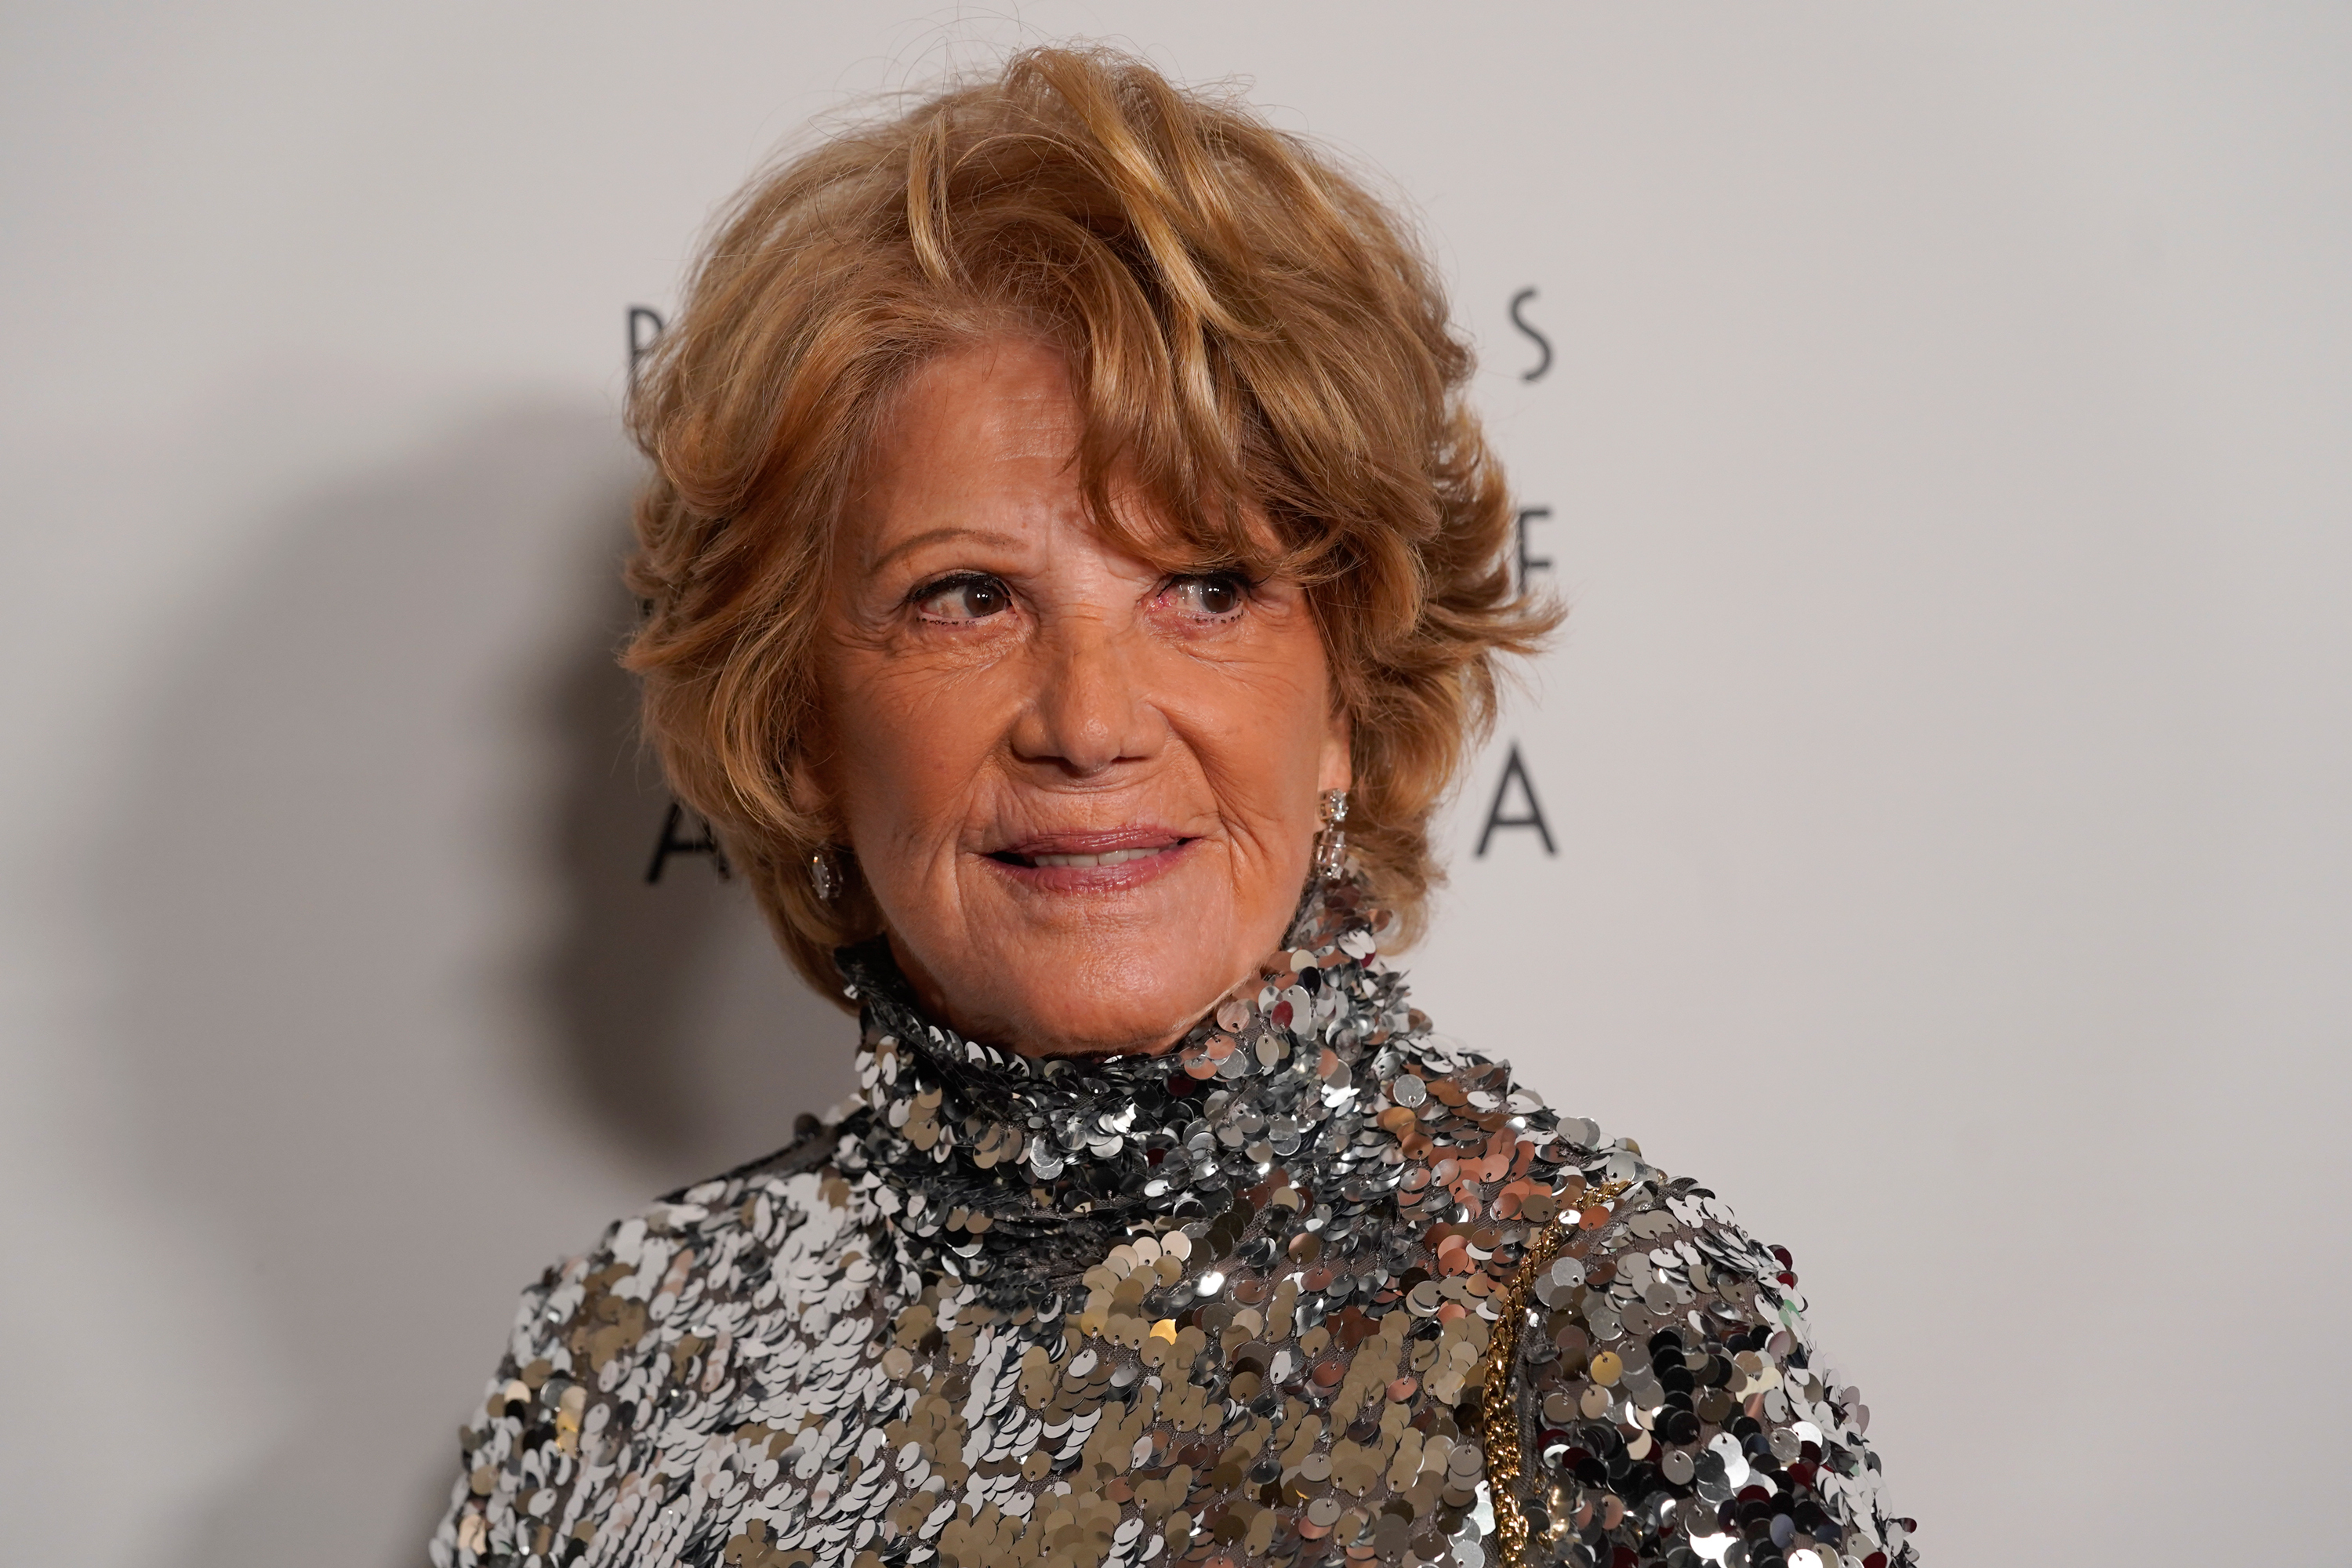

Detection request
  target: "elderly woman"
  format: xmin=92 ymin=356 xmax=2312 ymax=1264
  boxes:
xmin=435 ymin=48 xmax=1915 ymax=1568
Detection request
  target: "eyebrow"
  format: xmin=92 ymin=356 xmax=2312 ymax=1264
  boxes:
xmin=864 ymin=526 xmax=1026 ymax=577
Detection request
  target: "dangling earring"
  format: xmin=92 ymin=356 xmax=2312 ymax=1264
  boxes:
xmin=1314 ymin=789 xmax=1350 ymax=882
xmin=808 ymin=848 xmax=844 ymax=902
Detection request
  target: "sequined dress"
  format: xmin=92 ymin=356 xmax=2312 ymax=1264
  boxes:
xmin=433 ymin=880 xmax=1918 ymax=1568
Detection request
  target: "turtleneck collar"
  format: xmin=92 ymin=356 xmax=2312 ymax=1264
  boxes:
xmin=831 ymin=874 xmax=1454 ymax=1308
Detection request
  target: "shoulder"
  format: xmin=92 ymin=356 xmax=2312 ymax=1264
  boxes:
xmin=542 ymin=1111 xmax=877 ymax=1360
xmin=429 ymin=1112 xmax=880 ymax=1567
xmin=1490 ymin=1094 xmax=1919 ymax=1567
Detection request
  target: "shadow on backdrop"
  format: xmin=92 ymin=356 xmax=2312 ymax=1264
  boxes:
xmin=535 ymin=448 xmax=856 ymax=1170
xmin=93 ymin=402 xmax=851 ymax=1568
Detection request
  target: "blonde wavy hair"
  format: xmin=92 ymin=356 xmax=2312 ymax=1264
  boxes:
xmin=624 ymin=45 xmax=1556 ymax=1000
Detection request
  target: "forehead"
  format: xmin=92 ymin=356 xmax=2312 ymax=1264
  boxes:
xmin=848 ymin=336 xmax=1270 ymax=574
xmin=860 ymin=339 xmax=1080 ymax=507
xmin=900 ymin=339 xmax=1074 ymax=452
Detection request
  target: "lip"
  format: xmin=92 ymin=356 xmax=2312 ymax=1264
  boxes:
xmin=982 ymin=826 xmax=1198 ymax=893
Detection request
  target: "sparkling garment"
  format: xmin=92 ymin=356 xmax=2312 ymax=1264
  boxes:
xmin=434 ymin=880 xmax=1918 ymax=1568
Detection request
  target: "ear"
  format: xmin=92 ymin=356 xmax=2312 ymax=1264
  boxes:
xmin=783 ymin=713 xmax=843 ymax=845
xmin=786 ymin=750 xmax=827 ymax=826
xmin=1316 ymin=702 xmax=1353 ymax=796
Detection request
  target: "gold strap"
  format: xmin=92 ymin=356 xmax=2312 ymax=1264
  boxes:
xmin=1475 ymin=1181 xmax=1632 ymax=1568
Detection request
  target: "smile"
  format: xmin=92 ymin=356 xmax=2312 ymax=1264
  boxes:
xmin=996 ymin=845 xmax=1175 ymax=869
xmin=982 ymin=830 xmax=1198 ymax=886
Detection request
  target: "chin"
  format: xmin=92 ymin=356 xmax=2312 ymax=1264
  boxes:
xmin=993 ymin=946 xmax=1219 ymax=1058
xmin=1003 ymin=996 xmax=1202 ymax=1058
xmin=943 ymin=884 xmax=1254 ymax=1056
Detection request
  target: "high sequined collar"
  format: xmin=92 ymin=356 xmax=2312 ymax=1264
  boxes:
xmin=833 ymin=877 xmax=1409 ymax=1305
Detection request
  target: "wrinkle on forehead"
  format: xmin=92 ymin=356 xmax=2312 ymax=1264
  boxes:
xmin=850 ymin=336 xmax=1283 ymax=578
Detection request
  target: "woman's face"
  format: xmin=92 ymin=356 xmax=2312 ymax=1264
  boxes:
xmin=812 ymin=337 xmax=1349 ymax=1057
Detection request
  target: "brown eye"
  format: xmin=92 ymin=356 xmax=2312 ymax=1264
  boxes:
xmin=917 ymin=575 xmax=1011 ymax=621
xmin=1169 ymin=575 xmax=1246 ymax=618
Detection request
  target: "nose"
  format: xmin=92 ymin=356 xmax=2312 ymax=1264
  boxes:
xmin=1007 ymin=609 xmax=1162 ymax=779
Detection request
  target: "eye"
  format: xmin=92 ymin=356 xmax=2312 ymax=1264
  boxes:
xmin=1163 ymin=573 xmax=1249 ymax=619
xmin=914 ymin=574 xmax=1012 ymax=622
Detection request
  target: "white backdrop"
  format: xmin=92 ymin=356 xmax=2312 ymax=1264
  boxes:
xmin=5 ymin=5 xmax=2348 ymax=1566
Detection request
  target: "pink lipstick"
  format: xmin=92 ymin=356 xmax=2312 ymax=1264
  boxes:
xmin=983 ymin=826 xmax=1196 ymax=891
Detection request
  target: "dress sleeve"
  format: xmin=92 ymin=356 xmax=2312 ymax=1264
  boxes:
xmin=1493 ymin=1177 xmax=1918 ymax=1568
xmin=427 ymin=1248 xmax=603 ymax=1568
xmin=426 ymin=1132 xmax=846 ymax=1568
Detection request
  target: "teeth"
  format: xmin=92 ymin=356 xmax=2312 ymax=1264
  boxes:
xmin=1029 ymin=847 xmax=1167 ymax=869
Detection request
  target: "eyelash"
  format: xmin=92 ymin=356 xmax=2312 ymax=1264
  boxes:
xmin=908 ymin=572 xmax=1008 ymax=622
xmin=1161 ymin=572 xmax=1254 ymax=620
xmin=906 ymin=572 xmax=1257 ymax=623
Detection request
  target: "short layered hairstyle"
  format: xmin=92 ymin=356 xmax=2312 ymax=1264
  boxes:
xmin=624 ymin=45 xmax=1556 ymax=1000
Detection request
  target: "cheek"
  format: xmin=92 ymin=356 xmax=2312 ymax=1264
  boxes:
xmin=1175 ymin=634 xmax=1334 ymax=811
xmin=822 ymin=655 xmax=1009 ymax=844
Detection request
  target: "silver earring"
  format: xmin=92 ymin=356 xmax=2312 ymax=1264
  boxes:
xmin=808 ymin=849 xmax=843 ymax=902
xmin=1314 ymin=789 xmax=1350 ymax=882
